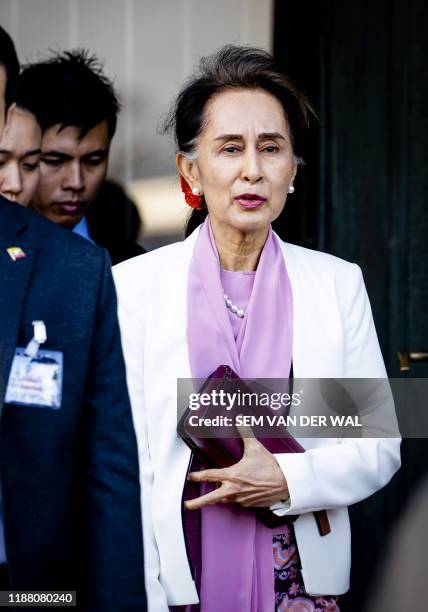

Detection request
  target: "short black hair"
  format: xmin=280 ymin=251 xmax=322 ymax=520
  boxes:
xmin=0 ymin=25 xmax=20 ymax=108
xmin=9 ymin=71 xmax=41 ymax=121
xmin=19 ymin=49 xmax=120 ymax=139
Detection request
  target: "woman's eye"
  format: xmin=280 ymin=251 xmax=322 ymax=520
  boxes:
xmin=262 ymin=145 xmax=279 ymax=153
xmin=223 ymin=145 xmax=241 ymax=154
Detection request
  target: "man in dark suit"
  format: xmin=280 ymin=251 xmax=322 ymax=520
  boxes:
xmin=0 ymin=26 xmax=146 ymax=610
xmin=19 ymin=50 xmax=145 ymax=264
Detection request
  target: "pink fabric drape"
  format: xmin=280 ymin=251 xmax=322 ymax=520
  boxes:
xmin=186 ymin=218 xmax=293 ymax=611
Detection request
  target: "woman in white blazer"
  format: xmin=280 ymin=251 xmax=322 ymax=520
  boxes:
xmin=113 ymin=46 xmax=400 ymax=612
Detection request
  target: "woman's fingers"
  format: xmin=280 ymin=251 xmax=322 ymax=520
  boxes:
xmin=185 ymin=431 xmax=288 ymax=509
xmin=185 ymin=485 xmax=281 ymax=510
xmin=184 ymin=486 xmax=229 ymax=510
xmin=236 ymin=422 xmax=262 ymax=454
xmin=236 ymin=421 xmax=254 ymax=439
xmin=188 ymin=467 xmax=229 ymax=483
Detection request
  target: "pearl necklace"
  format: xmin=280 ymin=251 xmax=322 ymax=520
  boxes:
xmin=223 ymin=292 xmax=245 ymax=318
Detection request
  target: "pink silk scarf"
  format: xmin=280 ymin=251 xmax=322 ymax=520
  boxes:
xmin=186 ymin=217 xmax=293 ymax=611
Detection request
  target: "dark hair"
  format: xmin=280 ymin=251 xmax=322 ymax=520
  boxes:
xmin=9 ymin=71 xmax=41 ymax=120
xmin=163 ymin=45 xmax=317 ymax=235
xmin=0 ymin=25 xmax=20 ymax=108
xmin=19 ymin=49 xmax=120 ymax=139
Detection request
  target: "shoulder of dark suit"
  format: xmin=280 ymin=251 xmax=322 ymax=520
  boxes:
xmin=1 ymin=195 xmax=108 ymax=268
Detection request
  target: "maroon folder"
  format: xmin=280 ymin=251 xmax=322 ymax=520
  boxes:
xmin=178 ymin=365 xmax=330 ymax=536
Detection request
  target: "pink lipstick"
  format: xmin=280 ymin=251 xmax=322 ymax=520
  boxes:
xmin=234 ymin=193 xmax=267 ymax=210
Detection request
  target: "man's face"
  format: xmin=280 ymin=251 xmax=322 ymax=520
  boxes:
xmin=31 ymin=120 xmax=110 ymax=228
xmin=0 ymin=105 xmax=41 ymax=206
xmin=0 ymin=65 xmax=6 ymax=137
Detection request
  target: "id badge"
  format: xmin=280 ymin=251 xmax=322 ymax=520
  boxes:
xmin=5 ymin=347 xmax=63 ymax=409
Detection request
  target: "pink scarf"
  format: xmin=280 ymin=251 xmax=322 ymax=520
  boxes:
xmin=186 ymin=218 xmax=293 ymax=611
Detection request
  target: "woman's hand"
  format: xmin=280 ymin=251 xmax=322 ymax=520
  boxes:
xmin=184 ymin=427 xmax=289 ymax=510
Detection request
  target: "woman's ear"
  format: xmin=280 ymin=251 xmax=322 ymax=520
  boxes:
xmin=176 ymin=153 xmax=201 ymax=193
xmin=291 ymin=158 xmax=298 ymax=184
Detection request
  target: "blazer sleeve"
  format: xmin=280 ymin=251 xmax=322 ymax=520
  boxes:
xmin=113 ymin=264 xmax=170 ymax=612
xmin=274 ymin=264 xmax=401 ymax=515
xmin=79 ymin=251 xmax=147 ymax=610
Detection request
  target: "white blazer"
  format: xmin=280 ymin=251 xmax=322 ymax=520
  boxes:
xmin=113 ymin=228 xmax=401 ymax=612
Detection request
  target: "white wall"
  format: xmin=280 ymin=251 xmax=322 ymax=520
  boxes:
xmin=0 ymin=0 xmax=273 ymax=184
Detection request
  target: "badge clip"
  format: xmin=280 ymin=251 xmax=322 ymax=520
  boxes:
xmin=25 ymin=320 xmax=47 ymax=359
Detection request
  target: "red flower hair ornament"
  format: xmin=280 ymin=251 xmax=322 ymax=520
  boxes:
xmin=180 ymin=176 xmax=204 ymax=210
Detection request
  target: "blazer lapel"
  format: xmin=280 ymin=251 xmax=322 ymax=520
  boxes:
xmin=278 ymin=237 xmax=342 ymax=378
xmin=0 ymin=202 xmax=35 ymax=416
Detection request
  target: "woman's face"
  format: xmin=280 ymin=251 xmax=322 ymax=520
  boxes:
xmin=184 ymin=88 xmax=297 ymax=238
xmin=0 ymin=105 xmax=41 ymax=206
